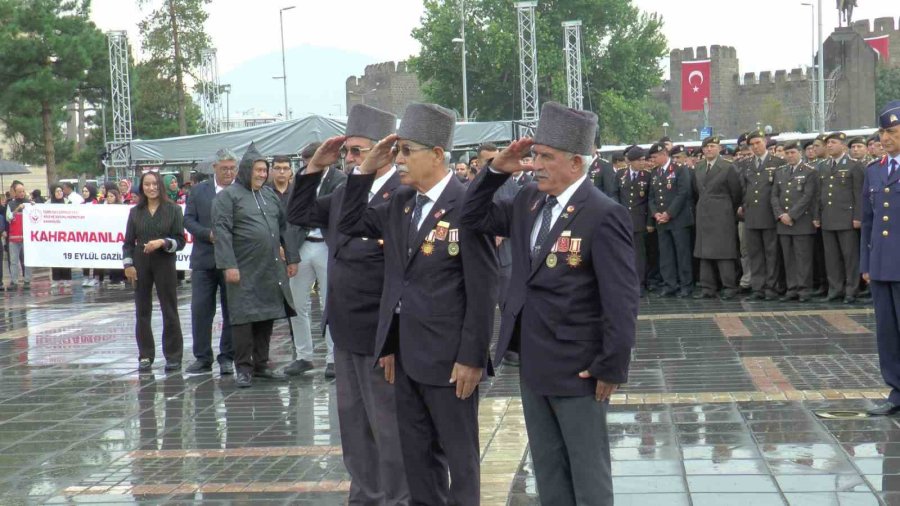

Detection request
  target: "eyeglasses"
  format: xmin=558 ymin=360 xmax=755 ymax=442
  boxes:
xmin=340 ymin=146 xmax=372 ymax=158
xmin=391 ymin=145 xmax=432 ymax=157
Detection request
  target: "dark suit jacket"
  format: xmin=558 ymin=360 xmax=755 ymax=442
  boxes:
xmin=493 ymin=175 xmax=527 ymax=268
xmin=184 ymin=179 xmax=218 ymax=270
xmin=861 ymin=155 xmax=900 ymax=281
xmin=591 ymin=157 xmax=617 ymax=198
xmin=461 ymin=170 xmax=639 ymax=397
xmin=295 ymin=167 xmax=347 ymax=250
xmin=337 ymin=172 xmax=498 ymax=386
xmin=288 ymin=170 xmax=402 ymax=355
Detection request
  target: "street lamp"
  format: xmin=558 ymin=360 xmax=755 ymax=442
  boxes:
xmin=662 ymin=122 xmax=669 ymax=136
xmin=451 ymin=0 xmax=468 ymax=121
xmin=801 ymin=2 xmax=816 ymax=131
xmin=691 ymin=128 xmax=698 ymax=140
xmin=276 ymin=5 xmax=296 ymax=121
xmin=221 ymin=83 xmax=231 ymax=130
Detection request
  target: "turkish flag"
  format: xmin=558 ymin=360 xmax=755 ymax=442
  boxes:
xmin=681 ymin=60 xmax=710 ymax=112
xmin=865 ymin=35 xmax=890 ymax=62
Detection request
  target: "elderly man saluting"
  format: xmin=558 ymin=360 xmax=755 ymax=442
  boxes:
xmin=461 ymin=102 xmax=639 ymax=505
xmin=307 ymin=103 xmax=497 ymax=506
xmin=212 ymin=142 xmax=299 ymax=388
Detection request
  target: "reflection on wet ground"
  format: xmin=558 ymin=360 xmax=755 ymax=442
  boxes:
xmin=0 ymin=275 xmax=898 ymax=504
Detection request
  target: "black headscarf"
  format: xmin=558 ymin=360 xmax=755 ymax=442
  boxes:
xmin=83 ymin=183 xmax=98 ymax=203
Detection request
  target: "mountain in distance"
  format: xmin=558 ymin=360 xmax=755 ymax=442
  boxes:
xmin=220 ymin=44 xmax=397 ymax=119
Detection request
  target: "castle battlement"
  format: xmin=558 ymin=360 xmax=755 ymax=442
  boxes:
xmin=852 ymin=16 xmax=899 ymax=36
xmin=670 ymin=45 xmax=736 ymax=62
xmin=736 ymin=67 xmax=812 ymax=86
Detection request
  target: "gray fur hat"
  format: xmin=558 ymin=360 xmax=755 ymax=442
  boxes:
xmin=534 ymin=102 xmax=598 ymax=155
xmin=345 ymin=104 xmax=397 ymax=141
xmin=397 ymin=103 xmax=456 ymax=150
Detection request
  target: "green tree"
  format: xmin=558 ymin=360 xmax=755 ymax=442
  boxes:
xmin=0 ymin=0 xmax=108 ymax=183
xmin=410 ymin=0 xmax=668 ymax=142
xmin=138 ymin=0 xmax=211 ymax=136
xmin=876 ymin=65 xmax=900 ymax=115
xmin=132 ymin=62 xmax=203 ymax=139
xmin=759 ymin=96 xmax=788 ymax=133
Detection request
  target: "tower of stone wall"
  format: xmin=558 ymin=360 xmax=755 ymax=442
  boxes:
xmin=851 ymin=17 xmax=900 ymax=68
xmin=668 ymin=45 xmax=738 ymax=140
xmin=345 ymin=61 xmax=424 ymax=118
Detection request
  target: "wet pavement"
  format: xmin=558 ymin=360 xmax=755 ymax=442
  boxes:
xmin=1 ymin=271 xmax=898 ymax=505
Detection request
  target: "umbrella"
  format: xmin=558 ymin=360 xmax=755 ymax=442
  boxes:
xmin=0 ymin=159 xmax=30 ymax=192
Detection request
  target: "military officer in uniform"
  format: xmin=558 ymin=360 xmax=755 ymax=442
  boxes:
xmin=849 ymin=136 xmax=870 ymax=164
xmin=815 ymin=131 xmax=864 ymax=303
xmin=869 ymin=134 xmax=886 ymax=161
xmin=616 ymin=146 xmax=652 ymax=296
xmin=331 ymin=103 xmax=498 ymax=505
xmin=771 ymin=141 xmax=819 ymax=302
xmin=648 ymin=143 xmax=694 ymax=297
xmin=862 ymin=101 xmax=900 ymax=416
xmin=741 ymin=130 xmax=783 ymax=300
xmin=590 ymin=144 xmax=617 ymax=199
xmin=692 ymin=135 xmax=742 ymax=299
xmin=462 ymin=101 xmax=639 ymax=506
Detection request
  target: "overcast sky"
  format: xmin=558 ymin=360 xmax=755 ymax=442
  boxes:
xmin=89 ymin=0 xmax=898 ymax=117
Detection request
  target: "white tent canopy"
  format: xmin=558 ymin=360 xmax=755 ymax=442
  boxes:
xmin=129 ymin=115 xmax=516 ymax=165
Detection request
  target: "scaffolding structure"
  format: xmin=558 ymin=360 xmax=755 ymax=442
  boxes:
xmin=199 ymin=48 xmax=223 ymax=134
xmin=562 ymin=21 xmax=583 ymax=110
xmin=516 ymin=1 xmax=539 ymax=134
xmin=106 ymin=31 xmax=133 ymax=177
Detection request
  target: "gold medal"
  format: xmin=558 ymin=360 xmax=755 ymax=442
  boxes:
xmin=421 ymin=241 xmax=435 ymax=256
xmin=448 ymin=242 xmax=460 ymax=256
xmin=639 ymin=191 xmax=645 ymax=197
xmin=546 ymin=253 xmax=558 ymax=268
xmin=566 ymin=252 xmax=582 ymax=267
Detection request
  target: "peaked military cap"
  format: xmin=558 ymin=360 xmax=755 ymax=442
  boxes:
xmin=648 ymin=143 xmax=667 ymax=156
xmin=626 ymin=146 xmax=646 ymax=161
xmin=815 ymin=133 xmax=829 ymax=143
xmin=879 ymin=100 xmax=900 ymax=129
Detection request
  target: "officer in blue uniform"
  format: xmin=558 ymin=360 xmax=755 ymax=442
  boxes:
xmin=863 ymin=100 xmax=900 ymax=416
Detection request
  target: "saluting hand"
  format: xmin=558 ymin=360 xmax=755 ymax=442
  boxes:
xmin=578 ymin=370 xmax=619 ymax=402
xmin=449 ymin=362 xmax=482 ymax=399
xmin=307 ymin=135 xmax=347 ymax=174
xmin=358 ymin=133 xmax=399 ymax=175
xmin=490 ymin=137 xmax=535 ymax=174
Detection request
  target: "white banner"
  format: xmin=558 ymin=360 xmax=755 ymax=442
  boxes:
xmin=22 ymin=204 xmax=193 ymax=270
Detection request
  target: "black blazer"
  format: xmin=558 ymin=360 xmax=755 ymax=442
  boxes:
xmin=295 ymin=167 xmax=347 ymax=250
xmin=591 ymin=157 xmax=617 ymax=198
xmin=461 ymin=170 xmax=639 ymax=397
xmin=616 ymin=168 xmax=653 ymax=232
xmin=184 ymin=179 xmax=218 ymax=270
xmin=288 ymin=170 xmax=402 ymax=355
xmin=337 ymin=172 xmax=498 ymax=386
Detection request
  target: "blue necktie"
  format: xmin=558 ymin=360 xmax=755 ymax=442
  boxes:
xmin=891 ymin=159 xmax=898 ymax=179
xmin=532 ymin=195 xmax=558 ymax=258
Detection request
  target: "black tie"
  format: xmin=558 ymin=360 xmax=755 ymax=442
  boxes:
xmin=890 ymin=159 xmax=898 ymax=179
xmin=532 ymin=195 xmax=558 ymax=258
xmin=756 ymin=158 xmax=762 ymax=171
xmin=408 ymin=194 xmax=430 ymax=254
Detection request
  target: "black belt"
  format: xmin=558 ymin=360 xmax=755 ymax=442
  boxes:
xmin=305 ymin=236 xmax=325 ymax=243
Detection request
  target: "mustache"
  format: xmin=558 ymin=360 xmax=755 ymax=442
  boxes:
xmin=396 ymin=164 xmax=409 ymax=173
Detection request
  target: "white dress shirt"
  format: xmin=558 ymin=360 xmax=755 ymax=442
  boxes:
xmin=414 ymin=170 xmax=454 ymax=231
xmin=530 ymin=174 xmax=587 ymax=249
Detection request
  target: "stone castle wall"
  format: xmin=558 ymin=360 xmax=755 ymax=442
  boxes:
xmin=345 ymin=61 xmax=424 ymax=118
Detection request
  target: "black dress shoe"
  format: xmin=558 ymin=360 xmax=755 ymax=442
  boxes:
xmin=779 ymin=293 xmax=798 ymax=302
xmin=750 ymin=292 xmax=766 ymax=300
xmin=823 ymin=294 xmax=843 ymax=302
xmin=254 ymin=367 xmax=286 ymax=380
xmin=324 ymin=363 xmax=336 ymax=379
xmin=219 ymin=360 xmax=234 ymax=375
xmin=798 ymin=295 xmax=810 ymax=302
xmin=138 ymin=358 xmax=152 ymax=372
xmin=164 ymin=362 xmax=181 ymax=372
xmin=185 ymin=361 xmax=212 ymax=374
xmin=843 ymin=296 xmax=857 ymax=304
xmin=283 ymin=359 xmax=314 ymax=376
xmin=656 ymin=290 xmax=676 ymax=298
xmin=676 ymin=290 xmax=692 ymax=298
xmin=502 ymin=351 xmax=520 ymax=367
xmin=235 ymin=372 xmax=252 ymax=388
xmin=867 ymin=401 xmax=900 ymax=416
xmin=720 ymin=289 xmax=737 ymax=300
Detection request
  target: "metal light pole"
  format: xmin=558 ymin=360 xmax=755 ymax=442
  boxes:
xmin=817 ymin=0 xmax=825 ymax=131
xmin=279 ymin=6 xmax=295 ymax=120
xmin=222 ymin=84 xmax=231 ymax=131
xmin=801 ymin=2 xmax=816 ymax=131
xmin=451 ymin=0 xmax=468 ymax=121
xmin=662 ymin=122 xmax=669 ymax=136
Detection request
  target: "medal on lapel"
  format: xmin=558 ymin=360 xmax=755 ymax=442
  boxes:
xmin=435 ymin=221 xmax=450 ymax=241
xmin=377 ymin=239 xmax=385 ymax=247
xmin=434 ymin=209 xmax=446 ymax=220
xmin=448 ymin=229 xmax=460 ymax=256
xmin=567 ymin=238 xmax=583 ymax=268
xmin=546 ymin=253 xmax=558 ymax=268
xmin=555 ymin=230 xmax=572 ymax=253
xmin=421 ymin=230 xmax=436 ymax=256
xmin=666 ymin=183 xmax=672 ymax=190
xmin=383 ymin=192 xmax=391 ymax=200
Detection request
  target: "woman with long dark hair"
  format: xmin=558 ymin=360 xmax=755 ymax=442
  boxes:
xmin=123 ymin=171 xmax=186 ymax=372
xmin=49 ymin=185 xmax=72 ymax=288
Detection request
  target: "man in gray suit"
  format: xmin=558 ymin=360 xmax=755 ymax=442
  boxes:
xmin=283 ymin=143 xmax=347 ymax=378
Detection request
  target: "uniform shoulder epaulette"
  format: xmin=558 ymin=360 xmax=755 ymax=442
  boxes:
xmin=868 ymin=155 xmax=888 ymax=168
